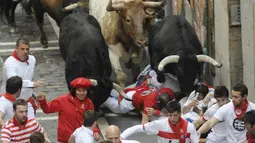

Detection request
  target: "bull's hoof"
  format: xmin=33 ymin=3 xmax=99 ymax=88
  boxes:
xmin=42 ymin=44 xmax=48 ymax=49
xmin=125 ymin=60 xmax=132 ymax=69
xmin=95 ymin=109 xmax=104 ymax=117
xmin=9 ymin=27 xmax=16 ymax=34
xmin=11 ymin=23 xmax=17 ymax=27
xmin=40 ymin=38 xmax=48 ymax=49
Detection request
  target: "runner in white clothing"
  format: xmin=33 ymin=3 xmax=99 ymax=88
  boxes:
xmin=105 ymin=125 xmax=140 ymax=143
xmin=121 ymin=101 xmax=199 ymax=143
xmin=0 ymin=76 xmax=22 ymax=128
xmin=69 ymin=110 xmax=98 ymax=143
xmin=193 ymin=85 xmax=230 ymax=143
xmin=182 ymin=84 xmax=216 ymax=122
xmin=197 ymin=83 xmax=255 ymax=143
xmin=0 ymin=37 xmax=45 ymax=117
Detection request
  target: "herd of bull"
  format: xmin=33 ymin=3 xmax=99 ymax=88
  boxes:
xmin=0 ymin=0 xmax=223 ymax=110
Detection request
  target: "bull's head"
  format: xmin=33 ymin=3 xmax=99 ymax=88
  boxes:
xmin=157 ymin=54 xmax=222 ymax=94
xmin=106 ymin=0 xmax=165 ymax=48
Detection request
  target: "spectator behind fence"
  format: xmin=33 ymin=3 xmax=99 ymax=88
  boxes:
xmin=0 ymin=76 xmax=22 ymax=128
xmin=68 ymin=110 xmax=98 ymax=143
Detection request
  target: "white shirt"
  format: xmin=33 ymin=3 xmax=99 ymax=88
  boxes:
xmin=203 ymin=103 xmax=227 ymax=140
xmin=0 ymin=96 xmax=14 ymax=122
xmin=0 ymin=55 xmax=36 ymax=100
xmin=183 ymin=88 xmax=216 ymax=111
xmin=214 ymin=101 xmax=255 ymax=143
xmin=121 ymin=118 xmax=199 ymax=143
xmin=72 ymin=125 xmax=94 ymax=143
xmin=121 ymin=140 xmax=141 ymax=143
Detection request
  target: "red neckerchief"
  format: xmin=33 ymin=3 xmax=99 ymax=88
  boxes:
xmin=234 ymin=99 xmax=248 ymax=119
xmin=12 ymin=51 xmax=29 ymax=64
xmin=12 ymin=116 xmax=28 ymax=128
xmin=168 ymin=117 xmax=188 ymax=136
xmin=156 ymin=117 xmax=190 ymax=143
xmin=247 ymin=132 xmax=255 ymax=143
xmin=3 ymin=93 xmax=16 ymax=102
xmin=119 ymin=140 xmax=122 ymax=143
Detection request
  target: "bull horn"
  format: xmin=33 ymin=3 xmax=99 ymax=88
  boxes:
xmin=112 ymin=83 xmax=132 ymax=100
xmin=196 ymin=55 xmax=223 ymax=68
xmin=158 ymin=55 xmax=180 ymax=71
xmin=106 ymin=0 xmax=124 ymax=11
xmin=64 ymin=3 xmax=79 ymax=11
xmin=89 ymin=79 xmax=98 ymax=86
xmin=143 ymin=0 xmax=166 ymax=8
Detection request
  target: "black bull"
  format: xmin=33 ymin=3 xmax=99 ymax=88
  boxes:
xmin=59 ymin=11 xmax=113 ymax=110
xmin=148 ymin=15 xmax=222 ymax=95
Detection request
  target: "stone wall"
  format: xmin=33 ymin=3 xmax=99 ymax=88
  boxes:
xmin=241 ymin=0 xmax=255 ymax=102
xmin=213 ymin=0 xmax=231 ymax=88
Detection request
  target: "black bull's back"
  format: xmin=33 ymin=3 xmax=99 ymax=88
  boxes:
xmin=59 ymin=12 xmax=112 ymax=110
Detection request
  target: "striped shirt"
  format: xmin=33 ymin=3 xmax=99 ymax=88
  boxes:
xmin=1 ymin=117 xmax=44 ymax=143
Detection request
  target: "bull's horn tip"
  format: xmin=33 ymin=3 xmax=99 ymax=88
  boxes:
xmin=216 ymin=63 xmax=223 ymax=68
xmin=158 ymin=66 xmax=164 ymax=71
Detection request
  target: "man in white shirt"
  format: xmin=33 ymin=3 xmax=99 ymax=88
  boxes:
xmin=105 ymin=125 xmax=140 ymax=143
xmin=182 ymin=84 xmax=216 ymax=122
xmin=0 ymin=76 xmax=22 ymax=128
xmin=197 ymin=83 xmax=255 ymax=143
xmin=0 ymin=37 xmax=45 ymax=117
xmin=193 ymin=85 xmax=230 ymax=143
xmin=121 ymin=100 xmax=199 ymax=143
xmin=68 ymin=110 xmax=98 ymax=143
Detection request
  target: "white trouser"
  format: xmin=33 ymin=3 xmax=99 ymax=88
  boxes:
xmin=27 ymin=102 xmax=35 ymax=118
xmin=206 ymin=132 xmax=227 ymax=143
xmin=103 ymin=89 xmax=135 ymax=113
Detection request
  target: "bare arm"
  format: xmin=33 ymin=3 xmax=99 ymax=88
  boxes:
xmin=192 ymin=117 xmax=206 ymax=129
xmin=0 ymin=112 xmax=5 ymax=128
xmin=183 ymin=100 xmax=197 ymax=114
xmin=197 ymin=117 xmax=220 ymax=135
xmin=68 ymin=134 xmax=75 ymax=143
xmin=142 ymin=113 xmax=150 ymax=124
xmin=43 ymin=132 xmax=50 ymax=143
xmin=242 ymin=140 xmax=248 ymax=143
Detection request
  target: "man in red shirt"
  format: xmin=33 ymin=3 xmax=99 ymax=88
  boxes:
xmin=243 ymin=110 xmax=255 ymax=143
xmin=37 ymin=77 xmax=100 ymax=143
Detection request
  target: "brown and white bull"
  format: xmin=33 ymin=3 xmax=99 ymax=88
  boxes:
xmin=66 ymin=0 xmax=165 ymax=89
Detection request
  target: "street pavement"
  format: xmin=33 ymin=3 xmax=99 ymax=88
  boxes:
xmin=0 ymin=4 xmax=156 ymax=143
